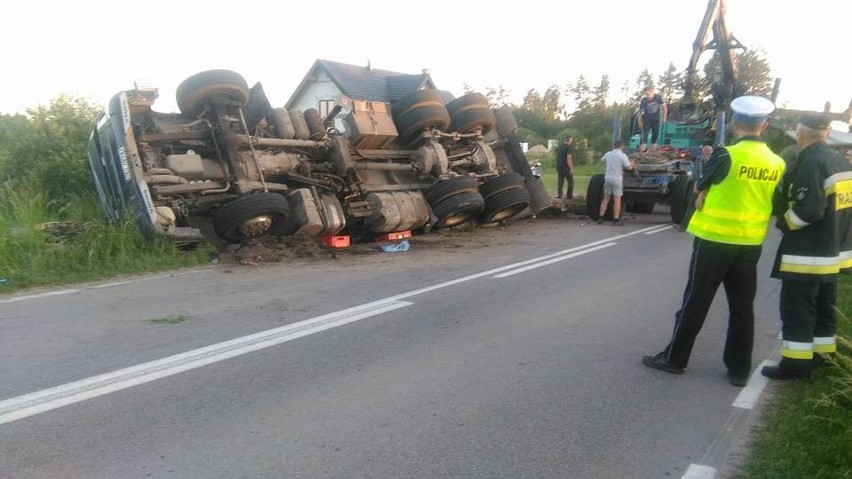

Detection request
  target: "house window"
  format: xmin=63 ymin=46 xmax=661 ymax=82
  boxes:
xmin=318 ymin=100 xmax=335 ymax=120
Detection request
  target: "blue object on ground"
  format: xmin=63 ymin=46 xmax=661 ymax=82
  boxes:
xmin=0 ymin=279 xmax=8 ymax=285
xmin=380 ymin=240 xmax=410 ymax=253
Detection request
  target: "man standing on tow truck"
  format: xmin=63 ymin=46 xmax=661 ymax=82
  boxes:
xmin=637 ymin=85 xmax=668 ymax=152
xmin=641 ymin=96 xmax=785 ymax=387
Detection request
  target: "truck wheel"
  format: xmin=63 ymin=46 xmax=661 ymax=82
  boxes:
xmin=176 ymin=70 xmax=250 ymax=117
xmin=431 ymin=192 xmax=486 ymax=229
xmin=586 ymin=174 xmax=613 ymax=220
xmin=289 ymin=109 xmax=311 ymax=140
xmin=270 ymin=107 xmax=295 ymax=139
xmin=446 ymin=93 xmax=496 ymax=135
xmin=481 ymin=187 xmax=530 ymax=223
xmin=213 ymin=193 xmax=291 ymax=242
xmin=395 ymin=106 xmax=451 ymax=145
xmin=424 ymin=176 xmax=480 ymax=206
xmin=304 ymin=108 xmax=327 ymax=140
xmin=392 ymin=90 xmax=451 ymax=144
xmin=479 ymin=172 xmax=525 ymax=200
xmin=669 ymin=175 xmax=693 ymax=225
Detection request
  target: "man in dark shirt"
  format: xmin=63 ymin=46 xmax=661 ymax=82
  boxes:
xmin=555 ymin=136 xmax=574 ymax=199
xmin=637 ymin=86 xmax=668 ymax=152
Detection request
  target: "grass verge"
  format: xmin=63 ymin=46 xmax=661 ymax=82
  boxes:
xmin=0 ymin=183 xmax=214 ymax=293
xmin=729 ymin=274 xmax=852 ymax=479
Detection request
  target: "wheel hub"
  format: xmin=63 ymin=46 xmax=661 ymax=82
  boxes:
xmin=443 ymin=212 xmax=472 ymax=227
xmin=239 ymin=215 xmax=273 ymax=237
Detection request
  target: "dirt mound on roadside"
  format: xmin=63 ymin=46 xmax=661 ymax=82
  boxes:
xmin=217 ymin=233 xmax=334 ymax=265
xmin=216 ymin=232 xmax=391 ymax=265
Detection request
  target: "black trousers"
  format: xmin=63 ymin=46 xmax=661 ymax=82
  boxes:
xmin=641 ymin=117 xmax=660 ymax=144
xmin=780 ymin=280 xmax=837 ymax=353
xmin=557 ymin=170 xmax=573 ymax=199
xmin=663 ymin=238 xmax=762 ymax=377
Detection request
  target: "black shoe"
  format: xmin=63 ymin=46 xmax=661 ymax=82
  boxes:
xmin=642 ymin=353 xmax=684 ymax=375
xmin=613 ymin=220 xmax=624 ymax=226
xmin=595 ymin=218 xmax=604 ymax=225
xmin=761 ymin=364 xmax=811 ymax=380
xmin=727 ymin=372 xmax=748 ymax=387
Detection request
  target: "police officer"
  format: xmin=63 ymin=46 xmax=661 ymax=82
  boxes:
xmin=762 ymin=113 xmax=852 ymax=380
xmin=642 ymin=96 xmax=786 ymax=387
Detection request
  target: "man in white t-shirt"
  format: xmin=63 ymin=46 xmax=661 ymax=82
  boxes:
xmin=596 ymin=139 xmax=638 ymax=225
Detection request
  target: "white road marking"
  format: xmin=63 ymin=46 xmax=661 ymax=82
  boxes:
xmin=0 ymin=289 xmax=81 ymax=304
xmin=0 ymin=224 xmax=674 ymax=424
xmin=733 ymin=360 xmax=776 ymax=409
xmin=647 ymin=224 xmax=676 ymax=235
xmin=91 ymin=281 xmax=133 ymax=289
xmin=493 ymin=243 xmax=615 ymax=278
xmin=681 ymin=463 xmax=716 ymax=479
xmin=0 ymin=300 xmax=412 ymax=425
xmin=0 ymin=268 xmax=212 ymax=304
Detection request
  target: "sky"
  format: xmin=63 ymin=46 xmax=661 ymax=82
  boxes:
xmin=2 ymin=0 xmax=849 ymax=127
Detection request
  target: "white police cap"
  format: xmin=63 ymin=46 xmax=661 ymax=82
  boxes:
xmin=730 ymin=95 xmax=775 ymax=123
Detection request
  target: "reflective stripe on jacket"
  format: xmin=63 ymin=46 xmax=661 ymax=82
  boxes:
xmin=772 ymin=142 xmax=852 ymax=280
xmin=688 ymin=140 xmax=785 ymax=245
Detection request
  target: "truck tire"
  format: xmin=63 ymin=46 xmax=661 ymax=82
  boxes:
xmin=446 ymin=93 xmax=496 ymax=135
xmin=586 ymin=174 xmax=613 ymax=220
xmin=395 ymin=106 xmax=451 ymax=145
xmin=669 ymin=174 xmax=693 ymax=225
xmin=448 ymin=108 xmax=497 ymax=135
xmin=304 ymin=108 xmax=327 ymax=140
xmin=289 ymin=109 xmax=311 ymax=140
xmin=392 ymin=89 xmax=447 ymax=118
xmin=176 ymin=70 xmax=250 ymax=117
xmin=481 ymin=187 xmax=530 ymax=223
xmin=213 ymin=193 xmax=291 ymax=242
xmin=392 ymin=90 xmax=451 ymax=144
xmin=479 ymin=172 xmax=525 ymax=201
xmin=424 ymin=176 xmax=480 ymax=206
xmin=270 ymin=107 xmax=296 ymax=139
xmin=431 ymin=191 xmax=486 ymax=229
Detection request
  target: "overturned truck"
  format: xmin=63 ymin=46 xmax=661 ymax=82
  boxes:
xmin=87 ymin=69 xmax=549 ymax=245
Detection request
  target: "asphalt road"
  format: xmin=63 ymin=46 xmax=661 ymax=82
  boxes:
xmin=0 ymin=211 xmax=784 ymax=478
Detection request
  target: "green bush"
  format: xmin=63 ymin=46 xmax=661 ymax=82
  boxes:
xmin=0 ymin=95 xmax=100 ymax=207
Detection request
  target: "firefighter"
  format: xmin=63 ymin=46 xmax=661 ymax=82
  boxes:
xmin=761 ymin=113 xmax=852 ymax=380
xmin=642 ymin=96 xmax=786 ymax=387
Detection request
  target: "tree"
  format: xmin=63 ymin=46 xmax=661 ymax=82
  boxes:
xmin=522 ymin=88 xmax=544 ymax=113
xmin=568 ymin=75 xmax=592 ymax=113
xmin=592 ymin=75 xmax=610 ymax=110
xmin=484 ymin=85 xmax=512 ymax=107
xmin=701 ymin=48 xmax=773 ymax=100
xmin=633 ymin=69 xmax=656 ymax=102
xmin=541 ymin=84 xmax=563 ymax=119
xmin=657 ymin=63 xmax=681 ymax=104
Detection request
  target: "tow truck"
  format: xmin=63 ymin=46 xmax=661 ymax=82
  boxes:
xmin=586 ymin=0 xmax=743 ymax=224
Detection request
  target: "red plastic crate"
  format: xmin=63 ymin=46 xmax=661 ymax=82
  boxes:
xmin=374 ymin=230 xmax=411 ymax=242
xmin=320 ymin=235 xmax=350 ymax=248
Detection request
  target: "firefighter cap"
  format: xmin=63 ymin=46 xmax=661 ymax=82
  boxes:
xmin=730 ymin=95 xmax=775 ymax=123
xmin=798 ymin=112 xmax=831 ymax=130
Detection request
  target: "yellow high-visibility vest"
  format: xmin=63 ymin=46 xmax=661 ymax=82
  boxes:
xmin=687 ymin=141 xmax=785 ymax=245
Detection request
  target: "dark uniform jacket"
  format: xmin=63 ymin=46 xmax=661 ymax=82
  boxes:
xmin=771 ymin=141 xmax=852 ymax=281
